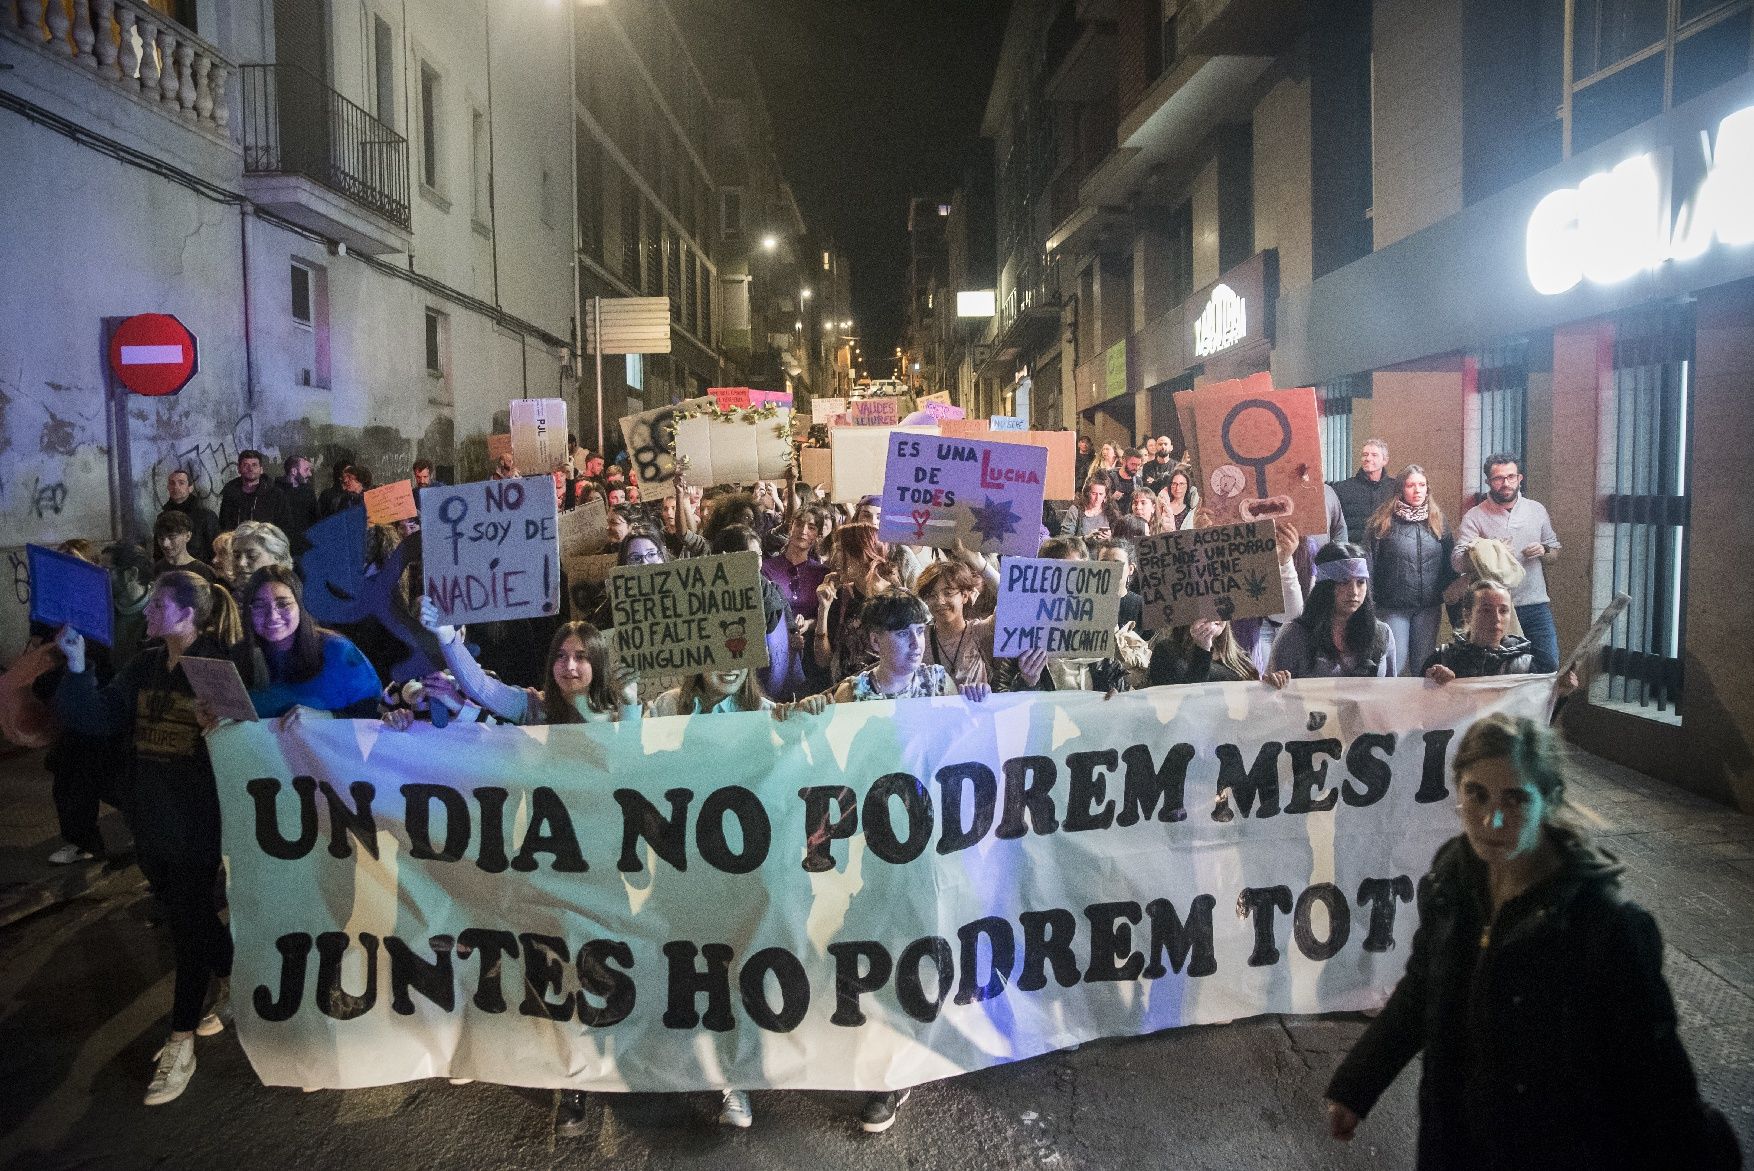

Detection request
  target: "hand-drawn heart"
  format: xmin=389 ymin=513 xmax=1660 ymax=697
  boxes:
xmin=911 ymin=508 xmax=931 ymax=538
xmin=725 ymin=637 xmax=747 ymax=656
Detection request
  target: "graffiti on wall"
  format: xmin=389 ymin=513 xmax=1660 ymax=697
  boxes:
xmin=148 ymin=413 xmax=254 ymax=506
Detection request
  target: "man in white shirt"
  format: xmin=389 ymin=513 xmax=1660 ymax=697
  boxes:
xmin=1452 ymin=453 xmax=1562 ymax=672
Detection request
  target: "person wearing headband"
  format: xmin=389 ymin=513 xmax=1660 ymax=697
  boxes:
xmin=1265 ymin=542 xmax=1398 ymax=685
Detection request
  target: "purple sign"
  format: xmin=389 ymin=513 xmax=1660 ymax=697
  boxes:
xmin=877 ymin=433 xmax=1048 ymax=557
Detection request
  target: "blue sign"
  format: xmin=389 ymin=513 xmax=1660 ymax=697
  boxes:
xmin=27 ymin=544 xmax=113 ymax=646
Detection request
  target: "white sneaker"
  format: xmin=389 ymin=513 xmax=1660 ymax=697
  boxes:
xmin=48 ymin=845 xmax=96 ymax=865
xmin=718 ymin=1089 xmax=753 ymax=1129
xmin=196 ymin=981 xmax=232 ymax=1037
xmin=144 ymin=1037 xmax=196 ymax=1105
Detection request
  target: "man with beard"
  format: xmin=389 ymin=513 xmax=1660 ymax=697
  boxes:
xmin=1453 ymin=453 xmax=1561 ymax=672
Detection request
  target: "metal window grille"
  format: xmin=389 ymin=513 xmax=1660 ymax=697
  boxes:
xmin=1596 ymin=302 xmax=1692 ymax=715
xmin=621 ymin=177 xmax=641 ymax=286
xmin=1317 ymin=377 xmax=1364 ymax=477
xmin=1474 ymin=342 xmax=1530 ymax=495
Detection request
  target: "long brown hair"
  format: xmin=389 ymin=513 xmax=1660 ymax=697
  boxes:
xmin=1368 ymin=464 xmax=1446 ymax=540
xmin=542 ymin=621 xmax=617 ymax=722
xmin=674 ymin=669 xmax=768 ymax=713
xmin=831 ymin=522 xmax=900 ymax=592
xmin=242 ymin=565 xmax=329 ymax=683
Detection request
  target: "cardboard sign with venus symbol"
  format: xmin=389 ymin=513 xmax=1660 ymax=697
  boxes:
xmin=877 ymin=433 xmax=1047 ymax=557
xmin=1188 ymin=380 xmax=1326 ymax=526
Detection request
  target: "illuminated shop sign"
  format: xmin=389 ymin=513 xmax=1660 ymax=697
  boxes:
xmin=1193 ymin=283 xmax=1247 ymax=356
xmin=1526 ymin=103 xmax=1754 ymax=295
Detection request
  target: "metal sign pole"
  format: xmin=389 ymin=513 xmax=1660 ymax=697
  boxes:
xmin=593 ymin=296 xmax=605 ymax=457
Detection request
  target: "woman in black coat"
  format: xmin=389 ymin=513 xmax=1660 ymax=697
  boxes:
xmin=1324 ymin=713 xmax=1739 ymax=1171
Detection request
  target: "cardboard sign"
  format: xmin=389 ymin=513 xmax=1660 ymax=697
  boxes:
xmin=990 ymin=415 xmax=1028 ymax=431
xmin=992 ymin=557 xmax=1124 ymax=659
xmin=829 ymin=426 xmax=892 ymax=503
xmin=877 ymin=433 xmax=1048 ymax=556
xmin=620 ymin=398 xmax=711 ymax=487
xmin=1188 ymin=379 xmax=1324 ymax=525
xmin=563 ymin=553 xmax=619 ymax=622
xmin=486 ymin=433 xmax=514 ymax=463
xmin=981 ymin=429 xmax=1078 ymax=500
xmin=180 ymin=656 xmax=258 ymax=722
xmin=847 ymin=398 xmax=900 ymax=427
xmin=673 ymin=407 xmax=793 ymax=487
xmin=26 ymin=544 xmax=113 ymax=646
xmin=919 ymin=390 xmax=951 ymax=406
xmin=558 ymin=496 xmax=610 ymax=556
xmin=510 ymin=398 xmax=568 ymax=474
xmin=607 ymin=550 xmax=769 ymax=675
xmin=363 ymin=479 xmax=418 ymax=526
xmin=710 ymin=387 xmax=793 ymax=411
xmin=1135 ymin=520 xmax=1283 ymax=630
xmin=810 ymin=397 xmax=847 ymax=425
xmin=800 ymin=447 xmax=833 ymax=490
xmin=420 ymin=477 xmax=560 ymax=624
xmin=921 ymin=400 xmax=966 ymax=422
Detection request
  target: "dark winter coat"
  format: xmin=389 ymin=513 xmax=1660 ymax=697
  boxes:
xmin=1421 ymin=633 xmax=1534 ymax=677
xmin=218 ymin=477 xmax=290 ymax=531
xmin=1368 ymin=515 xmax=1455 ymax=610
xmin=158 ymin=497 xmax=221 ymax=563
xmin=1327 ymin=832 xmax=1740 ymax=1171
xmin=1146 ymin=639 xmax=1255 ymax=686
xmin=1330 ymin=469 xmax=1400 ymax=548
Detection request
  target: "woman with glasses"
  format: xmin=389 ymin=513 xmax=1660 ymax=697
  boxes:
xmin=240 ymin=565 xmax=382 ymax=719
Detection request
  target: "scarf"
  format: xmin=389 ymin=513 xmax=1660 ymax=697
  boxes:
xmin=1394 ymin=499 xmax=1430 ymax=524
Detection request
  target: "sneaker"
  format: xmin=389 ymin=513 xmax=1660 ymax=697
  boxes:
xmin=859 ymin=1089 xmax=910 ymax=1133
xmin=144 ymin=1037 xmax=196 ymax=1106
xmin=48 ymin=845 xmax=96 ymax=865
xmin=196 ymin=981 xmax=232 ymax=1037
xmin=718 ymin=1089 xmax=753 ymax=1129
xmin=555 ymin=1089 xmax=590 ymax=1138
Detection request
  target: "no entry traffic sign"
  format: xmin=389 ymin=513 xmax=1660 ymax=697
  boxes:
xmin=107 ymin=313 xmax=199 ymax=396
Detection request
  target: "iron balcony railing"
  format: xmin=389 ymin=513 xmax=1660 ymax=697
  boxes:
xmin=238 ymin=63 xmax=410 ymax=230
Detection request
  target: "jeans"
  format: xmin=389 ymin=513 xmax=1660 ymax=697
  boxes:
xmin=1381 ymin=607 xmax=1443 ymax=677
xmin=1516 ymin=602 xmax=1560 ymax=674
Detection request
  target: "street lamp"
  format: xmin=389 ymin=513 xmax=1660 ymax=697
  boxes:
xmin=800 ymin=288 xmax=813 ymax=301
xmin=761 ymin=235 xmax=778 ymax=252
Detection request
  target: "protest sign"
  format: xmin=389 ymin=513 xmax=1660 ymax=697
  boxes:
xmin=877 ymin=433 xmax=1047 ymax=556
xmin=620 ymin=398 xmax=712 ymax=487
xmin=992 ymin=557 xmax=1124 ymax=658
xmin=486 ymin=433 xmax=514 ymax=463
xmin=982 ymin=429 xmax=1078 ymax=500
xmin=810 ymin=397 xmax=847 ymax=425
xmin=1135 ymin=520 xmax=1283 ymax=630
xmin=563 ymin=553 xmax=619 ymax=622
xmin=1188 ymin=379 xmax=1324 ymax=524
xmin=180 ymin=656 xmax=258 ymax=722
xmin=607 ymin=550 xmax=768 ymax=675
xmin=420 ymin=477 xmax=560 ymax=624
xmin=920 ymin=390 xmax=951 ymax=407
xmin=710 ymin=388 xmax=792 ymax=411
xmin=920 ymin=399 xmax=966 ymax=422
xmin=939 ymin=418 xmax=989 ymax=440
xmin=799 ymin=447 xmax=832 ymax=490
xmin=847 ymin=398 xmax=900 ymax=427
xmin=208 ymin=675 xmax=1549 ymax=1092
xmin=26 ymin=544 xmax=112 ymax=646
xmin=829 ymin=426 xmax=897 ymax=503
xmin=990 ymin=415 xmax=1028 ymax=431
xmin=511 ymin=398 xmax=569 ymax=474
xmin=672 ymin=405 xmax=793 ymax=487
xmin=363 ymin=480 xmax=418 ymax=526
xmin=558 ymin=497 xmax=609 ymax=556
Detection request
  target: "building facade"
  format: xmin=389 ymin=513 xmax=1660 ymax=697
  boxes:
xmin=970 ymin=0 xmax=1754 ymax=810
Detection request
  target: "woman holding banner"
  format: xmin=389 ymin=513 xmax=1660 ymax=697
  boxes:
xmin=239 ymin=566 xmax=382 ymax=719
xmin=1265 ymin=542 xmax=1398 ymax=684
xmin=917 ymin=559 xmax=995 ymax=687
xmin=416 ymin=597 xmax=639 ymax=727
xmin=53 ymin=570 xmax=256 ymax=1106
xmin=1323 ymin=713 xmax=1740 ymax=1170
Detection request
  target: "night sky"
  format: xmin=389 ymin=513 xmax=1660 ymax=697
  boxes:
xmin=672 ymin=0 xmax=1011 ymax=368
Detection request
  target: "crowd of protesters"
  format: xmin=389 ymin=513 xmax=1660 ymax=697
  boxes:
xmin=7 ymin=424 xmax=1738 ymax=1169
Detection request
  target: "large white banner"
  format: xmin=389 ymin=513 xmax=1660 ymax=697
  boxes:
xmin=208 ymin=677 xmax=1550 ymax=1092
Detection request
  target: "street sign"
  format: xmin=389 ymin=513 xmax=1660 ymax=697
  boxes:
xmin=585 ymin=296 xmax=672 ymax=355
xmin=107 ymin=313 xmax=198 ymax=396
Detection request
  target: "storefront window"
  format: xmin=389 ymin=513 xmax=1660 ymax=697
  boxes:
xmin=1594 ymin=303 xmax=1693 ymax=719
xmin=1317 ymin=377 xmax=1366 ymax=479
xmin=1471 ymin=342 xmax=1530 ymax=498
